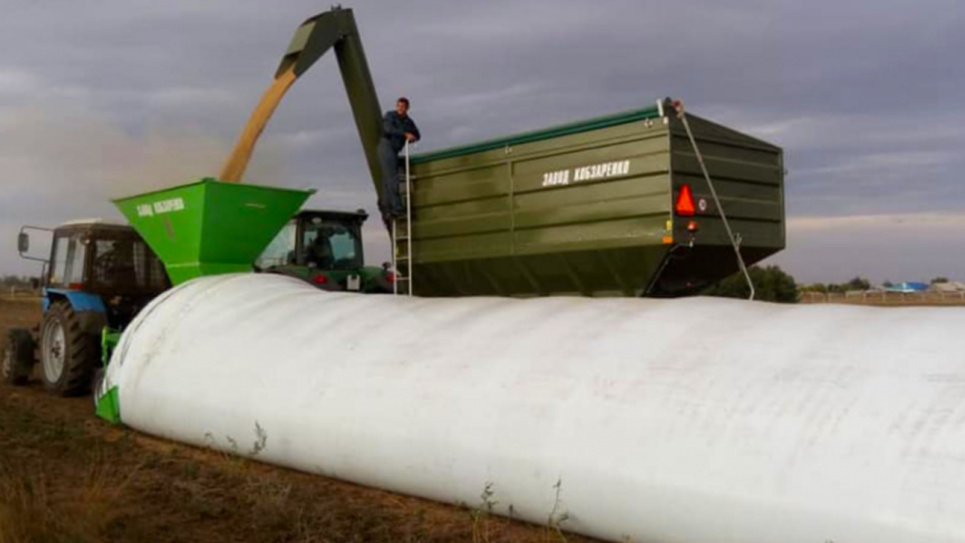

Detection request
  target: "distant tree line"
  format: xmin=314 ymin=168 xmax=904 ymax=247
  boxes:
xmin=799 ymin=276 xmax=872 ymax=294
xmin=804 ymin=276 xmax=954 ymax=292
xmin=0 ymin=275 xmax=33 ymax=290
xmin=702 ymin=265 xmax=799 ymax=303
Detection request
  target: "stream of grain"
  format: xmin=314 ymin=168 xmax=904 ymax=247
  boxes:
xmin=219 ymin=65 xmax=298 ymax=182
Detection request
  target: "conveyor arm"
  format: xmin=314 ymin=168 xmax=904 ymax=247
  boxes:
xmin=221 ymin=7 xmax=385 ymax=200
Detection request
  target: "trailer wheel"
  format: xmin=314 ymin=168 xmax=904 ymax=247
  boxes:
xmin=1 ymin=328 xmax=35 ymax=386
xmin=40 ymin=302 xmax=97 ymax=396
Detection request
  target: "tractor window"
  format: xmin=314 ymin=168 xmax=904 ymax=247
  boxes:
xmin=91 ymin=236 xmax=168 ymax=292
xmin=133 ymin=242 xmax=169 ymax=290
xmin=48 ymin=233 xmax=87 ymax=287
xmin=329 ymin=232 xmax=357 ymax=267
xmin=92 ymin=240 xmax=135 ymax=288
xmin=256 ymin=222 xmax=296 ymax=269
xmin=303 ymin=220 xmax=361 ymax=271
xmin=49 ymin=236 xmax=68 ymax=285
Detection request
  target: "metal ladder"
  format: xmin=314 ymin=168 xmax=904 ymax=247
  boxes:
xmin=392 ymin=142 xmax=414 ymax=296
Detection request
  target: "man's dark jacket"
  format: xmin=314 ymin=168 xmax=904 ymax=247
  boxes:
xmin=381 ymin=111 xmax=420 ymax=153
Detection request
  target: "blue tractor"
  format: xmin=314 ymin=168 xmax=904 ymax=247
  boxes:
xmin=2 ymin=220 xmax=170 ymax=396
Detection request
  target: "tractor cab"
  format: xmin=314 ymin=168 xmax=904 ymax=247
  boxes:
xmin=26 ymin=220 xmax=170 ymax=327
xmin=4 ymin=220 xmax=170 ymax=396
xmin=257 ymin=209 xmax=393 ymax=293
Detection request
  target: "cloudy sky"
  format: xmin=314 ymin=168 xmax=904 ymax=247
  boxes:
xmin=0 ymin=0 xmax=962 ymax=284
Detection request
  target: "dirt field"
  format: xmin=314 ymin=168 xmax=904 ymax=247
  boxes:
xmin=0 ymin=297 xmax=39 ymax=343
xmin=0 ymin=299 xmax=595 ymax=543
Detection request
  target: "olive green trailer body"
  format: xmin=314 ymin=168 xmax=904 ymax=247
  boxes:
xmin=403 ymin=104 xmax=784 ymax=297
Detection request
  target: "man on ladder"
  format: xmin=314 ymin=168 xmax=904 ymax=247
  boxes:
xmin=377 ymin=97 xmax=420 ymax=230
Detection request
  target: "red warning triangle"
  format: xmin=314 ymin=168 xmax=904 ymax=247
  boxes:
xmin=676 ymin=184 xmax=696 ymax=216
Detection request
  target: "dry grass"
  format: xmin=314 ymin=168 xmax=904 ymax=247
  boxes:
xmin=0 ymin=385 xmax=600 ymax=543
xmin=0 ymin=455 xmax=141 ymax=543
xmin=0 ymin=404 xmax=136 ymax=543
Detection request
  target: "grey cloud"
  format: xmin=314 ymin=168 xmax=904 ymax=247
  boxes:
xmin=0 ymin=0 xmax=962 ymax=282
xmin=774 ymin=214 xmax=965 ymax=283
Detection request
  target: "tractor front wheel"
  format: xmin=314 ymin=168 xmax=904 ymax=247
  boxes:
xmin=40 ymin=302 xmax=98 ymax=396
xmin=1 ymin=328 xmax=35 ymax=386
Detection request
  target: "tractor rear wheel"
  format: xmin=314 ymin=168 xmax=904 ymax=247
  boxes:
xmin=1 ymin=328 xmax=35 ymax=386
xmin=40 ymin=301 xmax=98 ymax=396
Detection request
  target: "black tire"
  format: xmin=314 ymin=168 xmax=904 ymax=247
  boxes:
xmin=39 ymin=302 xmax=98 ymax=396
xmin=1 ymin=328 xmax=35 ymax=386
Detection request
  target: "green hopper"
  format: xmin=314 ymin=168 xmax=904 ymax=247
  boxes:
xmin=113 ymin=178 xmax=314 ymax=285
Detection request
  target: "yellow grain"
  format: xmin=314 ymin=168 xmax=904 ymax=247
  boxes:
xmin=219 ymin=66 xmax=298 ymax=183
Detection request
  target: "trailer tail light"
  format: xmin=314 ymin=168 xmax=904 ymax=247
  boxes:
xmin=676 ymin=185 xmax=696 ymax=216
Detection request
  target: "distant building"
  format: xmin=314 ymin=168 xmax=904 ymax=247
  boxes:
xmin=885 ymin=282 xmax=930 ymax=293
xmin=932 ymin=281 xmax=965 ymax=293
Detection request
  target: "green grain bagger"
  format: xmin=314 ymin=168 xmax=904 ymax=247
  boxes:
xmin=113 ymin=178 xmax=314 ymax=286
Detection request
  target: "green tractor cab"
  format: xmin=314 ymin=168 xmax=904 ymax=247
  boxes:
xmin=2 ymin=220 xmax=170 ymax=396
xmin=257 ymin=209 xmax=393 ymax=293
